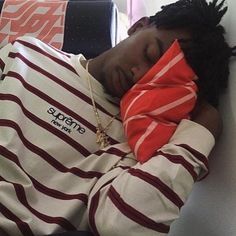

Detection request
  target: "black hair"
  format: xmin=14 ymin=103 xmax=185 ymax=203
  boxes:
xmin=149 ymin=0 xmax=236 ymax=107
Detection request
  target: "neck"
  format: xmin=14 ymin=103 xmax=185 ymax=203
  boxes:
xmin=82 ymin=53 xmax=107 ymax=83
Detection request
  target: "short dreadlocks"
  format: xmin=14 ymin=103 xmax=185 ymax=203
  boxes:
xmin=149 ymin=0 xmax=236 ymax=107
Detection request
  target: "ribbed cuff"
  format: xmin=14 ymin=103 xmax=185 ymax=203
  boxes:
xmin=169 ymin=119 xmax=215 ymax=158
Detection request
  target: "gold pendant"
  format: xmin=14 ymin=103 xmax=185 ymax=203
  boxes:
xmin=96 ymin=127 xmax=110 ymax=148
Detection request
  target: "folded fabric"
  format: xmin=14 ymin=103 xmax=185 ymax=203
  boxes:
xmin=120 ymin=40 xmax=198 ymax=163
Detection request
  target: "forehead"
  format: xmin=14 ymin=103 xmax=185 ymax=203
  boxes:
xmin=148 ymin=26 xmax=191 ymax=51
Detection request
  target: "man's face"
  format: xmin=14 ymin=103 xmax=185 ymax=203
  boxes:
xmin=97 ymin=25 xmax=190 ymax=98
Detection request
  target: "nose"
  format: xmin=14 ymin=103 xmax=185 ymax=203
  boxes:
xmin=130 ymin=63 xmax=151 ymax=82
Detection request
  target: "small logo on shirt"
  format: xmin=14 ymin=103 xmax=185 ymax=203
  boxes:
xmin=47 ymin=107 xmax=86 ymax=135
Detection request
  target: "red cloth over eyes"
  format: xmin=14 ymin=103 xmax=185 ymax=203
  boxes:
xmin=120 ymin=40 xmax=198 ymax=163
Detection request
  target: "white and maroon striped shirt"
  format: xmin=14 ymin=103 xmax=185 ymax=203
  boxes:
xmin=0 ymin=36 xmax=215 ymax=236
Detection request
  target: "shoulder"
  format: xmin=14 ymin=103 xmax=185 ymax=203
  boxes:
xmin=11 ymin=36 xmax=44 ymax=46
xmin=11 ymin=36 xmax=56 ymax=54
xmin=10 ymin=36 xmax=63 ymax=57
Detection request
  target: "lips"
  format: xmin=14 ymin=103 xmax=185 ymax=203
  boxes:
xmin=107 ymin=67 xmax=134 ymax=98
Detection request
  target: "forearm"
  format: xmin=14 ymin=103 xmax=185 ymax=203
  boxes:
xmin=88 ymin=120 xmax=215 ymax=236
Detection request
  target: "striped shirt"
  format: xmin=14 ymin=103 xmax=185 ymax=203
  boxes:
xmin=0 ymin=36 xmax=215 ymax=236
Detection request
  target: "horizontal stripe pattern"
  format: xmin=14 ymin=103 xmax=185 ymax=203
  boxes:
xmin=0 ymin=36 xmax=212 ymax=236
xmin=176 ymin=144 xmax=209 ymax=170
xmin=128 ymin=168 xmax=184 ymax=209
xmin=11 ymin=38 xmax=119 ymax=119
xmin=176 ymin=143 xmax=209 ymax=180
xmin=0 ymin=202 xmax=34 ymax=236
xmin=0 ymin=119 xmax=102 ymax=179
xmin=89 ymin=178 xmax=115 ymax=236
xmin=0 ymin=36 xmax=123 ymax=234
xmin=0 ymin=92 xmax=91 ymax=156
xmin=0 ymin=176 xmax=77 ymax=231
xmin=0 ymin=145 xmax=89 ymax=203
xmin=14 ymin=39 xmax=78 ymax=75
xmin=3 ymin=70 xmax=97 ymax=132
xmin=156 ymin=150 xmax=198 ymax=181
xmin=5 ymin=54 xmax=119 ymax=145
xmin=108 ymin=186 xmax=170 ymax=233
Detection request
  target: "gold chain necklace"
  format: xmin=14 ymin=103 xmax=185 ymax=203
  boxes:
xmin=85 ymin=59 xmax=118 ymax=148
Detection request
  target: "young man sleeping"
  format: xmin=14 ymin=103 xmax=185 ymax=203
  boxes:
xmin=0 ymin=0 xmax=235 ymax=235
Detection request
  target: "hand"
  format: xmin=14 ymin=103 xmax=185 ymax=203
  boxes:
xmin=191 ymin=101 xmax=222 ymax=140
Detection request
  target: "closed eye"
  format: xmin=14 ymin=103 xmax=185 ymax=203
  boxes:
xmin=144 ymin=45 xmax=154 ymax=64
xmin=144 ymin=37 xmax=164 ymax=65
xmin=155 ymin=37 xmax=164 ymax=58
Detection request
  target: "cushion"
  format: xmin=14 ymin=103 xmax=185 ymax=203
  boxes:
xmin=0 ymin=0 xmax=118 ymax=58
xmin=120 ymin=40 xmax=198 ymax=163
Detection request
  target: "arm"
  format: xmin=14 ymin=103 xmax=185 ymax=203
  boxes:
xmin=88 ymin=103 xmax=219 ymax=236
xmin=191 ymin=100 xmax=222 ymax=140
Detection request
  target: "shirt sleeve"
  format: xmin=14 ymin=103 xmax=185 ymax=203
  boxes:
xmin=87 ymin=119 xmax=215 ymax=236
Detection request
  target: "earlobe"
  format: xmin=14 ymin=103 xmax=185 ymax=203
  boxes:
xmin=127 ymin=17 xmax=150 ymax=36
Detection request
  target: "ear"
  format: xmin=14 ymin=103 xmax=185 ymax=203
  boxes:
xmin=127 ymin=17 xmax=150 ymax=36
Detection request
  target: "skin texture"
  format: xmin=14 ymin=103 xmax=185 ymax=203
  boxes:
xmin=191 ymin=100 xmax=222 ymax=140
xmin=86 ymin=17 xmax=191 ymax=98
